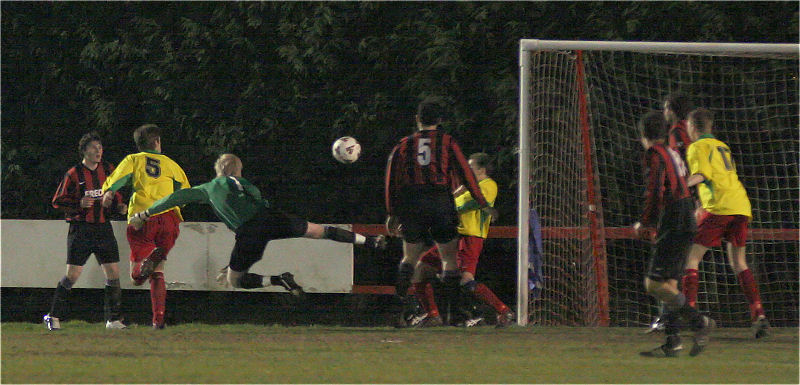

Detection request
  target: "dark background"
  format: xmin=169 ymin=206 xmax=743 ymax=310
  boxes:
xmin=2 ymin=2 xmax=797 ymax=326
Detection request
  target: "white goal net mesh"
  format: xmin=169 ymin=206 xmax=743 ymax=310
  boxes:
xmin=523 ymin=43 xmax=798 ymax=327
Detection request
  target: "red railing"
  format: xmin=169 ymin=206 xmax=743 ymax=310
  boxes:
xmin=350 ymin=225 xmax=797 ymax=295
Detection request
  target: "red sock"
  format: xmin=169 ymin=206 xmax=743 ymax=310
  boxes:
xmin=737 ymin=269 xmax=765 ymax=321
xmin=150 ymin=272 xmax=166 ymax=327
xmin=474 ymin=283 xmax=510 ymax=315
xmin=681 ymin=269 xmax=699 ymax=308
xmin=413 ymin=282 xmax=439 ymax=317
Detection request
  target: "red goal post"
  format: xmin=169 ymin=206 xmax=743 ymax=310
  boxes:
xmin=518 ymin=40 xmax=799 ymax=327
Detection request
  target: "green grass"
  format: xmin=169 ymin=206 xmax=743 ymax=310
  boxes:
xmin=2 ymin=322 xmax=797 ymax=384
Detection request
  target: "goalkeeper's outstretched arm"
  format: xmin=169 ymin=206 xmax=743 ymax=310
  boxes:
xmin=130 ymin=187 xmax=207 ymax=229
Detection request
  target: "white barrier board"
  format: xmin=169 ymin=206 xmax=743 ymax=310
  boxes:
xmin=0 ymin=220 xmax=354 ymax=293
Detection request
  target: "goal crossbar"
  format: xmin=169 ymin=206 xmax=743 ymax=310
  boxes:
xmin=521 ymin=39 xmax=799 ymax=56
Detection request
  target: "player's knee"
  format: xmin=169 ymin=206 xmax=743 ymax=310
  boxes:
xmin=441 ymin=269 xmax=461 ymax=285
xmin=59 ymin=275 xmax=76 ymax=290
xmin=398 ymin=262 xmax=415 ymax=278
xmin=644 ymin=276 xmax=664 ymax=292
xmin=460 ymin=279 xmax=477 ymax=292
xmin=729 ymin=255 xmax=748 ymax=273
xmin=65 ymin=272 xmax=81 ymax=283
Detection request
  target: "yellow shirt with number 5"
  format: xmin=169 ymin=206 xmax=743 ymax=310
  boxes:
xmin=102 ymin=150 xmax=191 ymax=222
xmin=686 ymin=134 xmax=751 ymax=218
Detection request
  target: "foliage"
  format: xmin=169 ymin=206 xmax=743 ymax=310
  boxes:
xmin=2 ymin=2 xmax=797 ymax=223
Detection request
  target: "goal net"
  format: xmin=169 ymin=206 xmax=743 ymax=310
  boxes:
xmin=517 ymin=40 xmax=799 ymax=327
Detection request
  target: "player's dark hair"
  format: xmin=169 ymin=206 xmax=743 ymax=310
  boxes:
xmin=687 ymin=108 xmax=714 ymax=133
xmin=664 ymin=92 xmax=693 ymax=120
xmin=78 ymin=131 xmax=102 ymax=156
xmin=417 ymin=96 xmax=446 ymax=126
xmin=638 ymin=111 xmax=667 ymax=141
xmin=134 ymin=124 xmax=161 ymax=151
xmin=469 ymin=152 xmax=493 ymax=174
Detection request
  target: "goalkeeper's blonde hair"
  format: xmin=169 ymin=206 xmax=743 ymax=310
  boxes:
xmin=214 ymin=153 xmax=243 ymax=177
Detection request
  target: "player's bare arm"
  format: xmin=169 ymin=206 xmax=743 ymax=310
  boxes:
xmin=687 ymin=173 xmax=706 ymax=187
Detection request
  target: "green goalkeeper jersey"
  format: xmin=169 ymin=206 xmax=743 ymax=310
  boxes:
xmin=147 ymin=176 xmax=269 ymax=231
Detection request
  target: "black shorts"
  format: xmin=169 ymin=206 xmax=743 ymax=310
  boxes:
xmin=228 ymin=207 xmax=308 ymax=272
xmin=646 ymin=230 xmax=695 ymax=281
xmin=66 ymin=222 xmax=120 ymax=266
xmin=394 ymin=185 xmax=459 ymax=244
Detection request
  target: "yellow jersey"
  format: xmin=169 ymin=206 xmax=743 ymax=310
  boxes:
xmin=103 ymin=150 xmax=191 ymax=222
xmin=686 ymin=134 xmax=751 ymax=218
xmin=455 ymin=178 xmax=497 ymax=238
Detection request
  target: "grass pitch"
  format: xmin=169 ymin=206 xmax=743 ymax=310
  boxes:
xmin=2 ymin=322 xmax=797 ymax=384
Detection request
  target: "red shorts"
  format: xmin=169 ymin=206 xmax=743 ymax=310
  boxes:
xmin=419 ymin=236 xmax=485 ymax=275
xmin=693 ymin=211 xmax=749 ymax=248
xmin=126 ymin=210 xmax=181 ymax=263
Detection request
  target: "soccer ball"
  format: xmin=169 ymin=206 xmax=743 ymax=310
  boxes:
xmin=332 ymin=136 xmax=361 ymax=164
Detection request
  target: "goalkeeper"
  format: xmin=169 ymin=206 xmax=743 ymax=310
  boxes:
xmin=130 ymin=153 xmax=386 ymax=294
xmin=633 ymin=112 xmax=713 ymax=358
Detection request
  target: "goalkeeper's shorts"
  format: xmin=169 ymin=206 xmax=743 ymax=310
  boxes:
xmin=228 ymin=207 xmax=308 ymax=272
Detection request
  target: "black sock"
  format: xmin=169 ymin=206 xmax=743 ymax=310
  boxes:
xmin=459 ymin=280 xmax=479 ymax=315
xmin=104 ymin=279 xmax=122 ymax=321
xmin=662 ymin=311 xmax=681 ymax=336
xmin=396 ymin=263 xmax=414 ymax=299
xmin=440 ymin=270 xmax=463 ymax=321
xmin=678 ymin=305 xmax=704 ymax=330
xmin=239 ymin=273 xmax=265 ymax=289
xmin=324 ymin=226 xmax=356 ymax=243
xmin=666 ymin=292 xmax=703 ymax=329
xmin=665 ymin=334 xmax=681 ymax=349
xmin=49 ymin=276 xmax=73 ymax=319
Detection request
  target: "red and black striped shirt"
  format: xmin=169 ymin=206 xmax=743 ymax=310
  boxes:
xmin=668 ymin=120 xmax=693 ymax=161
xmin=52 ymin=161 xmax=123 ymax=223
xmin=640 ymin=143 xmax=691 ymax=226
xmin=384 ymin=129 xmax=487 ymax=215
